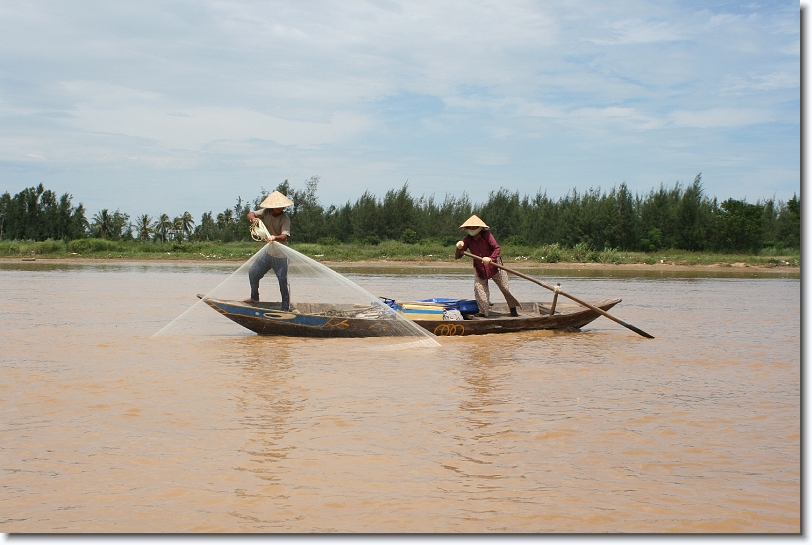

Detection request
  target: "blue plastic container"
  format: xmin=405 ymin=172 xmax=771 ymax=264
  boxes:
xmin=457 ymin=300 xmax=478 ymax=313
xmin=417 ymin=298 xmax=478 ymax=314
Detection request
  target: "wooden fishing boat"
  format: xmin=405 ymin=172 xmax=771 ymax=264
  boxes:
xmin=199 ymin=295 xmax=622 ymax=337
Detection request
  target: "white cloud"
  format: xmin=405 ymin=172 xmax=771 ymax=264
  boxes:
xmin=719 ymin=70 xmax=800 ymax=95
xmin=0 ymin=0 xmax=801 ymax=215
xmin=473 ymin=152 xmax=510 ymax=166
xmin=43 ymin=79 xmax=375 ymax=149
xmin=751 ymin=71 xmax=800 ymax=91
xmin=59 ymin=80 xmax=163 ymax=105
xmin=588 ymin=17 xmax=689 ymax=45
xmin=670 ymin=108 xmax=775 ymax=128
xmin=70 ymin=104 xmax=374 ymax=149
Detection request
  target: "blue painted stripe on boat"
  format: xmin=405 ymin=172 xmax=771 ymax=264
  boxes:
xmin=211 ymin=301 xmax=336 ymax=328
xmin=291 ymin=315 xmax=333 ymax=327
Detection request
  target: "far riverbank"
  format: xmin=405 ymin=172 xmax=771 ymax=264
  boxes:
xmin=325 ymin=259 xmax=800 ymax=275
xmin=0 ymin=237 xmax=800 ymax=276
xmin=0 ymin=255 xmax=799 ymax=276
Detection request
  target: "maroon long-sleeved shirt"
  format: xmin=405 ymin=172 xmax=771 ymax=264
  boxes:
xmin=455 ymin=230 xmax=501 ymax=279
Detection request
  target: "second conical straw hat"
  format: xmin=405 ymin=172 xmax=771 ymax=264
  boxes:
xmin=459 ymin=214 xmax=489 ymax=229
xmin=260 ymin=190 xmax=294 ymax=208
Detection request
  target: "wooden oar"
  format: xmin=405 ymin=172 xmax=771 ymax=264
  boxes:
xmin=463 ymin=251 xmax=655 ymax=339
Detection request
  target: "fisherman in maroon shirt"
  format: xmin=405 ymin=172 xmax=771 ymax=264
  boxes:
xmin=454 ymin=214 xmax=521 ymax=318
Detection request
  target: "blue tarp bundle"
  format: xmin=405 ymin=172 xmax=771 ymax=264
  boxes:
xmin=380 ymin=297 xmax=403 ymax=311
xmin=417 ymin=298 xmax=478 ymax=313
xmin=380 ymin=297 xmax=478 ymax=314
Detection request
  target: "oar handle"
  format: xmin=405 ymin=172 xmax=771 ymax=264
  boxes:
xmin=462 ymin=251 xmax=654 ymax=339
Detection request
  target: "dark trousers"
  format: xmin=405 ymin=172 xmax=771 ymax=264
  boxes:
xmin=249 ymin=252 xmax=290 ymax=310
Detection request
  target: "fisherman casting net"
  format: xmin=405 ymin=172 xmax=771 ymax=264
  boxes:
xmin=153 ymin=242 xmax=440 ymax=349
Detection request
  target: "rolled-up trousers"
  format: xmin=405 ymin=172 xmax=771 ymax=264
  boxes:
xmin=473 ymin=269 xmax=520 ymax=316
xmin=249 ymin=251 xmax=290 ymax=310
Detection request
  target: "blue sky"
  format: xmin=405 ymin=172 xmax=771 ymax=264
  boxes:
xmin=0 ymin=0 xmax=801 ymax=220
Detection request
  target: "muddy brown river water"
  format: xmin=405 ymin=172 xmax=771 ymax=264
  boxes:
xmin=0 ymin=261 xmax=800 ymax=533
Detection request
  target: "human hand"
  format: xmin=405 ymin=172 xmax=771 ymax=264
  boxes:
xmin=456 ymin=240 xmax=465 ymax=249
xmin=482 ymin=256 xmax=492 ymax=265
xmin=267 ymin=235 xmax=275 ymax=243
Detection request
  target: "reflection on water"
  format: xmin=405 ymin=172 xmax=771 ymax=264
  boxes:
xmin=233 ymin=339 xmax=298 ymax=469
xmin=331 ymin=262 xmax=801 ymax=280
xmin=0 ymin=261 xmax=800 ymax=532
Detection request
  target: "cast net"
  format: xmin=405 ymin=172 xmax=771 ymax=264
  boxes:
xmin=153 ymin=242 xmax=440 ymax=349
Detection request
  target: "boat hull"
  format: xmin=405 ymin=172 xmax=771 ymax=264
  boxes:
xmin=201 ymin=297 xmax=622 ymax=338
xmin=415 ymin=299 xmax=620 ymax=337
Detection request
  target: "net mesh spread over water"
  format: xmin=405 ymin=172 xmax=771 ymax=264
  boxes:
xmin=153 ymin=242 xmax=440 ymax=348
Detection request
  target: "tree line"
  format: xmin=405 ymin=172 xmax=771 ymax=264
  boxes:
xmin=0 ymin=174 xmax=800 ymax=253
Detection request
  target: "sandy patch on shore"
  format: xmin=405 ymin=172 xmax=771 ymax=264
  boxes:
xmin=324 ymin=259 xmax=798 ymax=274
xmin=1 ymin=256 xmax=798 ymax=274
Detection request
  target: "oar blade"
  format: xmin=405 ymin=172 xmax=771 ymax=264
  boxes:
xmin=616 ymin=319 xmax=655 ymax=339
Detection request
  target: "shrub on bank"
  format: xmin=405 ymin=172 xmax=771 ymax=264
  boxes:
xmin=530 ymin=243 xmax=562 ymax=263
xmin=68 ymin=238 xmax=121 ymax=253
xmin=0 ymin=239 xmax=67 ymax=256
xmin=0 ymin=238 xmax=800 ymax=268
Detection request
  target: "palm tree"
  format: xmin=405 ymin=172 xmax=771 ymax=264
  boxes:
xmin=171 ymin=216 xmax=184 ymax=242
xmin=91 ymin=209 xmax=113 ymax=239
xmin=135 ymin=214 xmax=153 ymax=241
xmin=216 ymin=208 xmax=234 ymax=229
xmin=111 ymin=209 xmax=130 ymax=240
xmin=179 ymin=211 xmax=195 ymax=241
xmin=156 ymin=213 xmax=172 ymax=242
xmin=72 ymin=203 xmax=89 ymax=239
xmin=196 ymin=211 xmax=216 ymax=241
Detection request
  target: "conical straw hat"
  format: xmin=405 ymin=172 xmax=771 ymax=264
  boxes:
xmin=459 ymin=214 xmax=489 ymax=230
xmin=260 ymin=190 xmax=294 ymax=208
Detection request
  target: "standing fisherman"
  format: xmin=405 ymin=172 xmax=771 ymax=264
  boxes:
xmin=245 ymin=190 xmax=294 ymax=310
xmin=454 ymin=215 xmax=520 ymax=317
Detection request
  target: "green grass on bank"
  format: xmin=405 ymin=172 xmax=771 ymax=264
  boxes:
xmin=0 ymin=238 xmax=800 ymax=268
xmin=0 ymin=238 xmax=261 ymax=261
